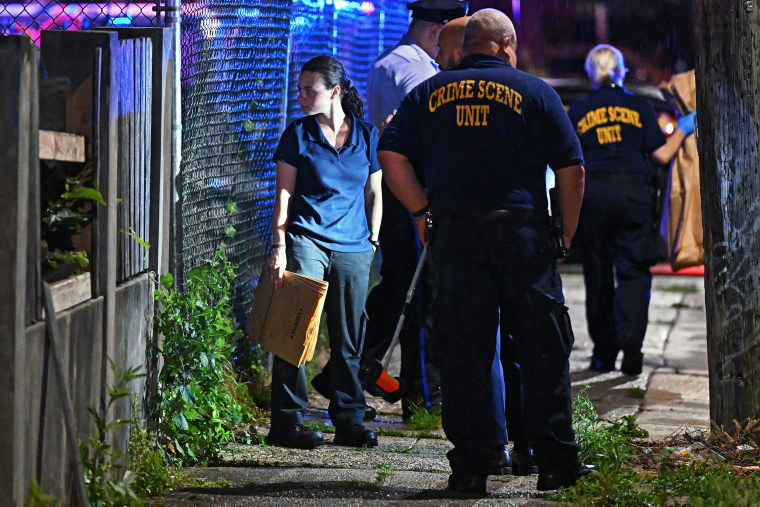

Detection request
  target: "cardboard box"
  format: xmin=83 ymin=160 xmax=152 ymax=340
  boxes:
xmin=247 ymin=267 xmax=328 ymax=367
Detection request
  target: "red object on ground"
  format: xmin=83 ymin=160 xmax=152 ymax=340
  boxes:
xmin=650 ymin=263 xmax=704 ymax=276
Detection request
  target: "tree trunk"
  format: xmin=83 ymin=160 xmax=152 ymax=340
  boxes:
xmin=694 ymin=0 xmax=760 ymax=431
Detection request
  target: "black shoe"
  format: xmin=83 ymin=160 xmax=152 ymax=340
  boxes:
xmin=510 ymin=448 xmax=539 ymax=476
xmin=311 ymin=371 xmax=330 ymax=398
xmin=588 ymin=358 xmax=615 ymax=372
xmin=489 ymin=450 xmax=512 ymax=475
xmin=364 ymin=405 xmax=377 ymax=421
xmin=334 ymin=424 xmax=378 ymax=448
xmin=621 ymin=352 xmax=643 ymax=376
xmin=447 ymin=473 xmax=487 ymax=496
xmin=537 ymin=463 xmax=592 ymax=491
xmin=266 ymin=424 xmax=324 ymax=449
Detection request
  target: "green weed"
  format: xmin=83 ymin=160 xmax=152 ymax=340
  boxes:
xmin=663 ymin=284 xmax=699 ymax=293
xmin=153 ymin=244 xmax=253 ymax=465
xmin=553 ymin=389 xmax=760 ymax=505
xmin=303 ymin=420 xmax=336 ymax=434
xmin=79 ymin=360 xmax=144 ymax=506
xmin=389 ymin=445 xmax=415 ymax=453
xmin=404 ymin=405 xmax=442 ymax=431
xmin=373 ymin=463 xmax=395 ymax=484
xmin=127 ymin=405 xmax=186 ymax=498
xmin=627 ymin=387 xmax=646 ymax=399
xmin=27 ymin=480 xmax=58 ymax=506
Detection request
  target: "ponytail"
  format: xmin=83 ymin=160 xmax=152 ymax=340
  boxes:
xmin=302 ymin=55 xmax=365 ymax=119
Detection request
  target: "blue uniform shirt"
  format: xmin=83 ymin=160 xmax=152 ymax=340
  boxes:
xmin=368 ymin=34 xmax=439 ymax=128
xmin=567 ymin=85 xmax=666 ymax=175
xmin=273 ymin=113 xmax=381 ymax=252
xmin=379 ymin=54 xmax=584 ymax=215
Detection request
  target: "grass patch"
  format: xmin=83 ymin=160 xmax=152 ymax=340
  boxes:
xmin=303 ymin=420 xmax=336 ymax=434
xmin=627 ymin=387 xmax=646 ymax=399
xmin=404 ymin=405 xmax=442 ymax=431
xmin=672 ymin=302 xmax=704 ymax=310
xmin=373 ymin=427 xmax=446 ymax=440
xmin=551 ymin=389 xmax=760 ymax=505
xmin=663 ymin=284 xmax=699 ymax=293
xmin=389 ymin=445 xmax=415 ymax=453
xmin=373 ymin=463 xmax=395 ymax=483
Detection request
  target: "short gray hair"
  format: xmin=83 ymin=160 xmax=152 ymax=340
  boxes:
xmin=585 ymin=44 xmax=626 ymax=88
xmin=463 ymin=8 xmax=515 ymax=54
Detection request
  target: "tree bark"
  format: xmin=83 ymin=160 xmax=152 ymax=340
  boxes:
xmin=694 ymin=0 xmax=760 ymax=431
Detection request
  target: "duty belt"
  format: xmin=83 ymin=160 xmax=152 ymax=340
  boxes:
xmin=431 ymin=209 xmax=548 ymax=225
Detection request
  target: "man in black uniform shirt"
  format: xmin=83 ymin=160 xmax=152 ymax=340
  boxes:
xmin=379 ymin=9 xmax=588 ymax=495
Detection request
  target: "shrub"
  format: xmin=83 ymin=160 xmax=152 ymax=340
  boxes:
xmin=153 ymin=244 xmax=253 ymax=464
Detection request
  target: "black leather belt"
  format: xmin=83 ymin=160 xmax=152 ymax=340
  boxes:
xmin=431 ymin=209 xmax=547 ymax=225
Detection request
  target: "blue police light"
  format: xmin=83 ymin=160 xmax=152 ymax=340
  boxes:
xmin=111 ymin=16 xmax=132 ymax=27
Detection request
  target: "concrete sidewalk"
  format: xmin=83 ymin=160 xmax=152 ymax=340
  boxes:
xmin=150 ymin=265 xmax=710 ymax=505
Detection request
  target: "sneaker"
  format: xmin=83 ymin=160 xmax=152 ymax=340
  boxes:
xmin=364 ymin=405 xmax=377 ymax=421
xmin=266 ymin=424 xmax=323 ymax=449
xmin=333 ymin=424 xmax=378 ymax=448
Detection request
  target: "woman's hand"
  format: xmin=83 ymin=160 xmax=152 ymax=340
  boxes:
xmin=269 ymin=246 xmax=287 ymax=289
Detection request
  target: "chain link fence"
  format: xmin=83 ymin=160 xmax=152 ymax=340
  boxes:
xmin=3 ymin=0 xmax=414 ymax=324
xmin=1 ymin=0 xmax=161 ymax=43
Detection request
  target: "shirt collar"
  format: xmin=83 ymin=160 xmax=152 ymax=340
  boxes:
xmin=303 ymin=112 xmax=359 ymax=147
xmin=455 ymin=53 xmax=512 ymax=70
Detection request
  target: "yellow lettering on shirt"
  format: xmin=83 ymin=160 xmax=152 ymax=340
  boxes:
xmin=456 ymin=104 xmax=491 ymax=126
xmin=427 ymin=80 xmax=519 ymax=122
xmin=596 ymin=124 xmax=622 ymax=144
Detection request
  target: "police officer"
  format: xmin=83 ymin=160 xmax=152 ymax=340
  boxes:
xmin=436 ymin=13 xmax=536 ymax=477
xmin=359 ymin=0 xmax=467 ymax=419
xmin=567 ymin=44 xmax=696 ymax=376
xmin=379 ymin=9 xmax=588 ymax=495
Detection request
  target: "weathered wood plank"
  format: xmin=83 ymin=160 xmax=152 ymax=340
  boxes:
xmin=0 ymin=35 xmax=36 ymax=507
xmin=95 ymin=28 xmax=173 ymax=276
xmin=40 ymin=29 xmax=121 ymax=457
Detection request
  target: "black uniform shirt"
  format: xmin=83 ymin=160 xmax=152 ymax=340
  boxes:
xmin=379 ymin=53 xmax=583 ymax=215
xmin=567 ymin=85 xmax=666 ymax=175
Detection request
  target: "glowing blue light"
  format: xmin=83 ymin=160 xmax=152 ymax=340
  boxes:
xmin=111 ymin=16 xmax=132 ymax=26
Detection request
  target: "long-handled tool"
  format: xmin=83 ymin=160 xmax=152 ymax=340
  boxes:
xmin=359 ymin=243 xmax=429 ymax=403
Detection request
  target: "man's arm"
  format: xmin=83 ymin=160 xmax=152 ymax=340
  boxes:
xmin=378 ymin=150 xmax=429 ymax=243
xmin=553 ymin=164 xmax=585 ymax=247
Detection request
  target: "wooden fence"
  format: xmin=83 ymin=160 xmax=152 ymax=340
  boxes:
xmin=0 ymin=28 xmax=175 ymax=506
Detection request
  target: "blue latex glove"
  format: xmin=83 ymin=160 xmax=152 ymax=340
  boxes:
xmin=677 ymin=111 xmax=696 ymax=136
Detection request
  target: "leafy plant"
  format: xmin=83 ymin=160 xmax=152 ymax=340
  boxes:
xmin=373 ymin=463 xmax=395 ymax=484
xmin=41 ymin=165 xmax=105 ymax=276
xmin=404 ymin=405 xmax=442 ymax=431
xmin=153 ymin=243 xmax=253 ymax=465
xmin=127 ymin=399 xmax=186 ymax=498
xmin=79 ymin=359 xmax=144 ymax=506
xmin=27 ymin=480 xmax=58 ymax=506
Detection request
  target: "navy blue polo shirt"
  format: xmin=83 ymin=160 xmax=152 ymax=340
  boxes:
xmin=379 ymin=53 xmax=583 ymax=215
xmin=567 ymin=85 xmax=666 ymax=175
xmin=273 ymin=113 xmax=381 ymax=252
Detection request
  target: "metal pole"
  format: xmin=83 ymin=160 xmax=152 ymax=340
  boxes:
xmin=156 ymin=0 xmax=184 ymax=284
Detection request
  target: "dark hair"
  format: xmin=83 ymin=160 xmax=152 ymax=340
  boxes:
xmin=301 ymin=55 xmax=365 ymax=119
